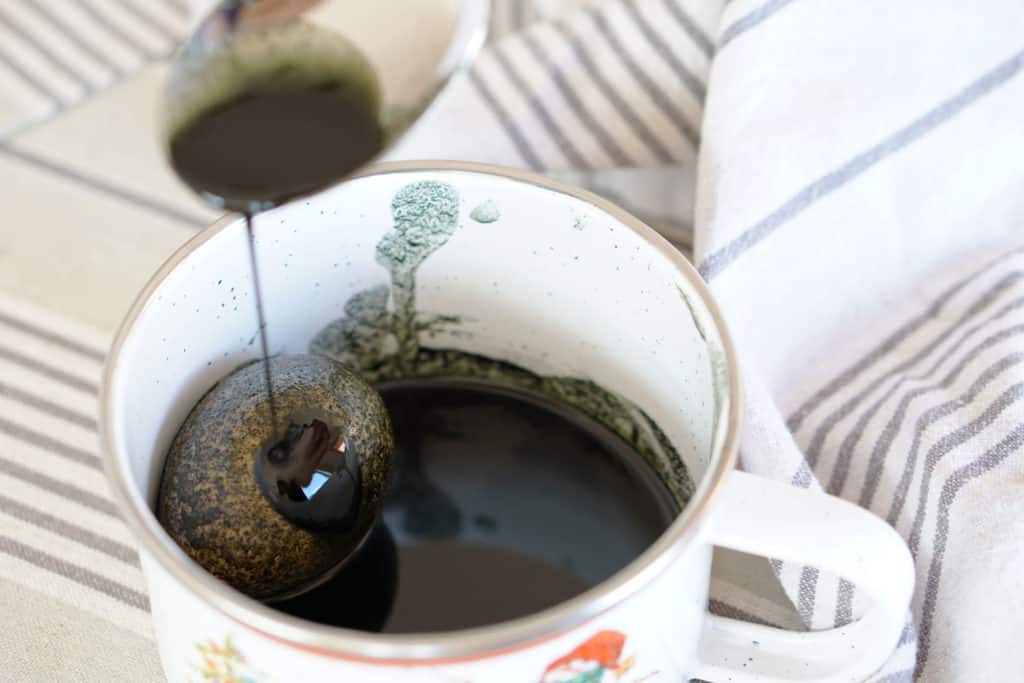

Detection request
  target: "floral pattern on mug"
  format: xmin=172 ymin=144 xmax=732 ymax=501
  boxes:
xmin=191 ymin=636 xmax=263 ymax=683
xmin=540 ymin=630 xmax=654 ymax=682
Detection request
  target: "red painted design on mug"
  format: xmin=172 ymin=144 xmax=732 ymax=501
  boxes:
xmin=541 ymin=630 xmax=636 ymax=682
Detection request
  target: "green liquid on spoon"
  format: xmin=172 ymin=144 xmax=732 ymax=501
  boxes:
xmin=169 ymin=86 xmax=383 ymax=208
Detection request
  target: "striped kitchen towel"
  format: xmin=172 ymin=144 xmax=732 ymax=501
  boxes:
xmin=389 ymin=0 xmax=714 ymax=252
xmin=0 ymin=0 xmax=189 ymax=138
xmin=0 ymin=293 xmax=163 ymax=682
xmin=692 ymin=1 xmax=1024 ymax=680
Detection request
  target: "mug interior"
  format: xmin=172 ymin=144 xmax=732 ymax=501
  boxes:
xmin=103 ymin=162 xmax=735 ymax=648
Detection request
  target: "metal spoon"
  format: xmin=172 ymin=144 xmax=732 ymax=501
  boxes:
xmin=163 ymin=0 xmax=489 ymax=213
xmin=155 ymin=1 xmax=490 ymax=555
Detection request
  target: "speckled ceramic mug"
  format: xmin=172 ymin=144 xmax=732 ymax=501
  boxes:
xmin=101 ymin=162 xmax=913 ymax=682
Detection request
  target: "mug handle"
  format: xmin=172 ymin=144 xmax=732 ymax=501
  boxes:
xmin=694 ymin=471 xmax=914 ymax=683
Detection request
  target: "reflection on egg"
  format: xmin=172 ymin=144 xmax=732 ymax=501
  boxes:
xmin=157 ymin=354 xmax=393 ymax=600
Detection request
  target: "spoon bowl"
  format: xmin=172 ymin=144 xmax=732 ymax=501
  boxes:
xmin=164 ymin=0 xmax=489 ymax=213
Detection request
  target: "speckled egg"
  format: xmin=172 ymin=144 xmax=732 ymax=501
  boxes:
xmin=157 ymin=354 xmax=394 ymax=601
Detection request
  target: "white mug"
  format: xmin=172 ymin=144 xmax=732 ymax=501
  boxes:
xmin=100 ymin=162 xmax=913 ymax=682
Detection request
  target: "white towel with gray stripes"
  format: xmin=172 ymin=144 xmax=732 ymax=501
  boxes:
xmin=394 ymin=0 xmax=1024 ymax=680
xmin=693 ymin=1 xmax=1024 ymax=680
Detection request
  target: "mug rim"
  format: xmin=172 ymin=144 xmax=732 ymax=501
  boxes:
xmin=99 ymin=160 xmax=742 ymax=663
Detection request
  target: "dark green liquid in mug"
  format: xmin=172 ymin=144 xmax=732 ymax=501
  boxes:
xmin=272 ymin=380 xmax=679 ymax=633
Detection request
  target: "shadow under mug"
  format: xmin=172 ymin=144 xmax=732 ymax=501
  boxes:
xmin=100 ymin=162 xmax=913 ymax=682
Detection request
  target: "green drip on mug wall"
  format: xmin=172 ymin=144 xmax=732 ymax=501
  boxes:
xmin=311 ymin=181 xmax=695 ymax=507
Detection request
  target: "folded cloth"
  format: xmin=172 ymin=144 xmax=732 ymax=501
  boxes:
xmin=695 ymin=1 xmax=1024 ymax=680
xmin=397 ymin=0 xmax=1024 ymax=680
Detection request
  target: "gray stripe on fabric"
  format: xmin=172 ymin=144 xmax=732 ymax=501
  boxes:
xmin=0 ymin=144 xmax=209 ymax=228
xmin=826 ymin=295 xmax=1024 ymax=495
xmin=873 ymin=669 xmax=916 ymax=683
xmin=588 ymin=8 xmax=700 ymax=147
xmin=661 ymin=0 xmax=715 ymax=58
xmin=0 ymin=416 xmax=101 ymax=470
xmin=698 ymin=48 xmax=1024 ymax=281
xmin=885 ymin=351 xmax=1024 ymax=526
xmin=0 ymin=456 xmax=118 ymax=516
xmin=618 ymin=0 xmax=706 ymax=100
xmin=916 ymin=421 xmax=1024 ymax=674
xmin=796 ymin=565 xmax=818 ymax=625
xmin=513 ymin=0 xmax=528 ymax=31
xmin=111 ymin=0 xmax=179 ymax=42
xmin=0 ymin=493 xmax=138 ymax=565
xmin=491 ymin=45 xmax=591 ymax=169
xmin=860 ymin=325 xmax=1024 ymax=508
xmin=0 ymin=42 xmax=60 ymax=102
xmin=23 ymin=1 xmax=125 ymax=77
xmin=0 ymin=534 xmax=148 ymax=611
xmin=788 ymin=246 xmax=1024 ymax=433
xmin=487 ymin=1 xmax=502 ymax=39
xmin=548 ymin=20 xmax=674 ymax=162
xmin=0 ymin=6 xmax=94 ymax=90
xmin=790 ymin=459 xmax=814 ymax=488
xmin=161 ymin=0 xmax=188 ymax=17
xmin=899 ymin=620 xmax=917 ymax=647
xmin=719 ymin=0 xmax=797 ymax=49
xmin=0 ymin=310 xmax=106 ymax=362
xmin=69 ymin=0 xmax=156 ymax=58
xmin=0 ymin=380 xmax=96 ymax=430
xmin=466 ymin=68 xmax=544 ymax=170
xmin=489 ymin=0 xmax=507 ymax=38
xmin=834 ymin=578 xmax=854 ymax=627
xmin=803 ymin=271 xmax=1022 ymax=469
xmin=907 ymin=382 xmax=1024 ymax=556
xmin=0 ymin=345 xmax=98 ymax=394
xmin=708 ymin=598 xmax=778 ymax=627
xmin=519 ymin=32 xmax=631 ymax=166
